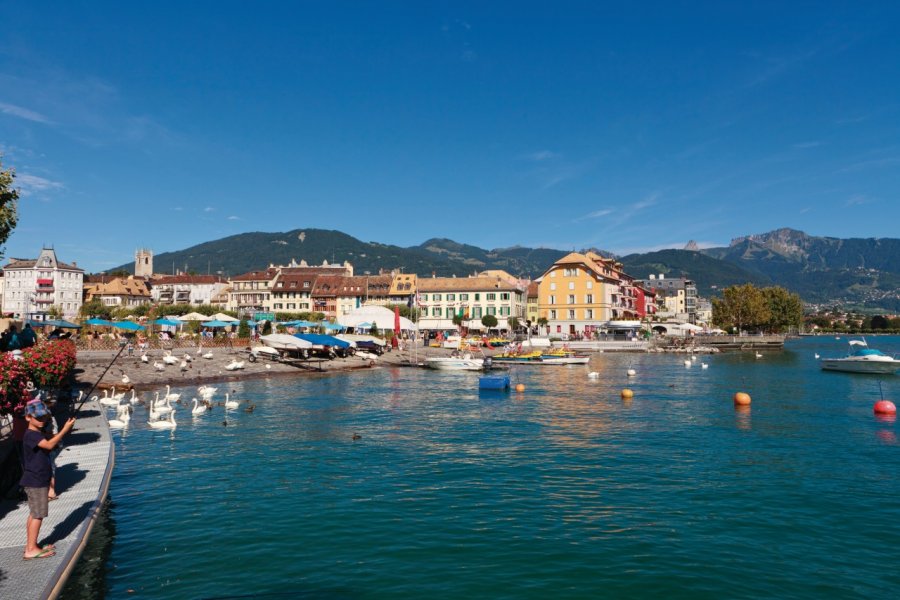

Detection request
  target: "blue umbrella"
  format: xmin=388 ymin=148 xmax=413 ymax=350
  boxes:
xmin=41 ymin=319 xmax=82 ymax=329
xmin=85 ymin=318 xmax=113 ymax=326
xmin=322 ymin=323 xmax=346 ymax=331
xmin=112 ymin=321 xmax=145 ymax=331
xmin=152 ymin=318 xmax=182 ymax=326
xmin=201 ymin=320 xmax=233 ymax=327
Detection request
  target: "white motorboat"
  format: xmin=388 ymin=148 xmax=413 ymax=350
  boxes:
xmin=820 ymin=339 xmax=899 ymax=374
xmin=424 ymin=352 xmax=485 ymax=371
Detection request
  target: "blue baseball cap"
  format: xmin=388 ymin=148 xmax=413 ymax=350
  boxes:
xmin=25 ymin=399 xmax=50 ymax=419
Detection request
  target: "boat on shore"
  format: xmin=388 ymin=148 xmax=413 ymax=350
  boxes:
xmin=820 ymin=339 xmax=899 ymax=374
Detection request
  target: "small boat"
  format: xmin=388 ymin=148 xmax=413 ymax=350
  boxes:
xmin=492 ymin=348 xmax=590 ymax=365
xmin=424 ymin=351 xmax=485 ymax=371
xmin=820 ymin=339 xmax=899 ymax=374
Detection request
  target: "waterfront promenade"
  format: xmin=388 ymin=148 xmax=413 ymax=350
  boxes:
xmin=0 ymin=397 xmax=114 ymax=599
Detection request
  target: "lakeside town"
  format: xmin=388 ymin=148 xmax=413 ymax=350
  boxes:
xmin=0 ymin=244 xmax=792 ymax=339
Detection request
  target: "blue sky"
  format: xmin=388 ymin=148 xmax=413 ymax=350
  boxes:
xmin=1 ymin=1 xmax=899 ymax=273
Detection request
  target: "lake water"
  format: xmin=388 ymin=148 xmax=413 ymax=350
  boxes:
xmin=63 ymin=337 xmax=900 ymax=599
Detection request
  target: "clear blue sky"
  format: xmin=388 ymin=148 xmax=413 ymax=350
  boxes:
xmin=2 ymin=1 xmax=899 ymax=273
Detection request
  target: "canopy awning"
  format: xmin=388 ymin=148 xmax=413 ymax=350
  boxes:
xmin=178 ymin=312 xmax=209 ymax=321
xmin=112 ymin=321 xmax=145 ymax=331
xmin=211 ymin=312 xmax=240 ymax=323
xmin=152 ymin=318 xmax=182 ymax=326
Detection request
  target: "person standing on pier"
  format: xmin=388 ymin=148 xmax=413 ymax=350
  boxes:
xmin=20 ymin=398 xmax=75 ymax=560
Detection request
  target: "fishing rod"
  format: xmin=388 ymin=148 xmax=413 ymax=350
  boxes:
xmin=73 ymin=341 xmax=130 ymax=415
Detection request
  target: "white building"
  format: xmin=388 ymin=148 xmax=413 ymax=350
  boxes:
xmin=416 ymin=272 xmax=526 ymax=331
xmin=2 ymin=248 xmax=84 ymax=321
xmin=150 ymin=274 xmax=230 ymax=306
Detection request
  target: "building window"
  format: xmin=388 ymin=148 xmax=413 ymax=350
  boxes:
xmin=550 ymin=309 xmax=557 ymax=319
xmin=447 ymin=293 xmax=455 ymax=301
xmin=434 ymin=294 xmax=442 ymax=301
xmin=459 ymin=293 xmax=468 ymax=301
xmin=486 ymin=293 xmax=496 ymax=301
xmin=550 ymin=271 xmax=556 ymax=278
xmin=550 ymin=282 xmax=556 ymax=291
xmin=421 ymin=307 xmax=428 ymax=316
xmin=586 ymin=294 xmax=593 ymax=304
xmin=586 ymin=281 xmax=593 ymax=289
xmin=421 ymin=294 xmax=428 ymax=301
xmin=500 ymin=306 xmax=510 ymax=316
xmin=568 ymin=295 xmax=575 ymax=304
xmin=473 ymin=306 xmax=482 ymax=318
xmin=474 ymin=293 xmax=480 ymax=301
xmin=586 ymin=309 xmax=593 ymax=319
xmin=500 ymin=292 xmax=509 ymax=300
xmin=446 ymin=307 xmax=455 ymax=318
xmin=549 ymin=295 xmax=556 ymax=305
xmin=487 ymin=306 xmax=496 ymax=315
xmin=568 ymin=310 xmax=576 ymax=319
xmin=568 ymin=282 xmax=575 ymax=290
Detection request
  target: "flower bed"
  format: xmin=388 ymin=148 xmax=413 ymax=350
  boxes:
xmin=0 ymin=340 xmax=77 ymax=416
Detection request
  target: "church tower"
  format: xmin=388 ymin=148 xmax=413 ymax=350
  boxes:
xmin=135 ymin=248 xmax=153 ymax=278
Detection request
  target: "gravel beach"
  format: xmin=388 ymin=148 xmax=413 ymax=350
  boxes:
xmin=74 ymin=343 xmax=464 ymax=392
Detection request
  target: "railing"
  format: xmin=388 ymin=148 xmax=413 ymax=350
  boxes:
xmin=75 ymin=337 xmax=252 ymax=351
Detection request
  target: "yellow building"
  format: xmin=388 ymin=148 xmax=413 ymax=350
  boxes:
xmin=536 ymin=252 xmax=637 ymax=337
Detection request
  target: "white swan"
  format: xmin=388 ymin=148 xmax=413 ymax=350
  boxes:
xmin=128 ymin=389 xmax=140 ymax=405
xmin=626 ymin=369 xmax=637 ymax=377
xmin=690 ymin=355 xmax=697 ymax=362
xmin=191 ymin=398 xmax=207 ymax=415
xmin=814 ymin=353 xmax=820 ymax=359
xmin=683 ymin=360 xmax=692 ymax=367
xmin=111 ymin=386 xmax=127 ymax=401
xmin=153 ymin=361 xmax=165 ymax=371
xmin=198 ymin=385 xmax=217 ymax=398
xmin=164 ymin=384 xmax=181 ymax=402
xmin=141 ymin=353 xmax=149 ymax=363
xmin=224 ymin=393 xmax=240 ymax=409
xmin=121 ymin=374 xmax=130 ymax=384
xmin=701 ymin=362 xmax=709 ymax=369
xmin=100 ymin=388 xmax=121 ymax=407
xmin=182 ymin=353 xmax=193 ymax=363
xmin=162 ymin=352 xmax=179 ymax=365
xmin=202 ymin=351 xmax=214 ymax=359
xmin=108 ymin=405 xmax=130 ymax=429
xmin=180 ymin=360 xmax=189 ymax=372
xmin=151 ymin=392 xmax=172 ymax=416
xmin=755 ymin=352 xmax=763 ymax=359
xmin=149 ymin=410 xmax=176 ymax=430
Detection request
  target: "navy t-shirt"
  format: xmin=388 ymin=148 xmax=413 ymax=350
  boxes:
xmin=20 ymin=429 xmax=52 ymax=488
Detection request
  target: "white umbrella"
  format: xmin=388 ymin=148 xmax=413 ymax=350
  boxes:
xmin=178 ymin=312 xmax=208 ymax=321
xmin=260 ymin=334 xmax=313 ymax=350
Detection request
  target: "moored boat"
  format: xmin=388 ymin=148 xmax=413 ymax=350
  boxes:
xmin=820 ymin=339 xmax=899 ymax=374
xmin=424 ymin=351 xmax=485 ymax=371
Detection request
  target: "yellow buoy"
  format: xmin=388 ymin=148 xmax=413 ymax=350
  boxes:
xmin=515 ymin=383 xmax=525 ymax=392
xmin=621 ymin=388 xmax=634 ymax=399
xmin=733 ymin=392 xmax=752 ymax=406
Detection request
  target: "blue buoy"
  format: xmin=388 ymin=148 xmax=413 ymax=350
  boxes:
xmin=479 ymin=375 xmax=510 ymax=390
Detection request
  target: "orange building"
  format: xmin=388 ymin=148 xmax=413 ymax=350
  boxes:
xmin=536 ymin=251 xmax=638 ymax=337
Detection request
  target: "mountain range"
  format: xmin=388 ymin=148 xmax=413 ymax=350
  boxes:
xmin=109 ymin=228 xmax=900 ymax=311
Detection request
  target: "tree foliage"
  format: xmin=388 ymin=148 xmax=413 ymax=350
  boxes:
xmin=481 ymin=314 xmax=498 ymax=328
xmin=761 ymin=286 xmax=804 ymax=333
xmin=0 ymin=156 xmax=19 ymax=260
xmin=712 ymin=284 xmax=771 ymax=332
xmin=238 ymin=318 xmax=251 ymax=338
xmin=79 ymin=299 xmax=113 ymax=320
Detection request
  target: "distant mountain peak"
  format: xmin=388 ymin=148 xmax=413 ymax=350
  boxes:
xmin=684 ymin=240 xmax=700 ymax=251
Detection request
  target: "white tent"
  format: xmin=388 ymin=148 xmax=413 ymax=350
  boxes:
xmin=212 ymin=313 xmax=240 ymax=323
xmin=337 ymin=305 xmax=415 ymax=331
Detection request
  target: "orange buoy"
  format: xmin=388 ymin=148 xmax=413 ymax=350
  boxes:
xmin=874 ymin=400 xmax=896 ymax=415
xmin=515 ymin=383 xmax=525 ymax=393
xmin=733 ymin=392 xmax=752 ymax=406
xmin=621 ymin=389 xmax=634 ymax=399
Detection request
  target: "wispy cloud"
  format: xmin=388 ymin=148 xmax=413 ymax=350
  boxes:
xmin=0 ymin=101 xmax=52 ymax=124
xmin=845 ymin=194 xmax=869 ymax=207
xmin=524 ymin=150 xmax=559 ymax=162
xmin=227 ymin=215 xmax=240 ymax=220
xmin=15 ymin=173 xmax=64 ymax=195
xmin=204 ymin=206 xmax=215 ymax=212
xmin=574 ymin=208 xmax=613 ymax=222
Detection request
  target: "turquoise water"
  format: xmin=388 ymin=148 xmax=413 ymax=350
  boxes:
xmin=69 ymin=337 xmax=900 ymax=598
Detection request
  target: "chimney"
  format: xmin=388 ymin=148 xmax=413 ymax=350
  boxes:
xmin=659 ymin=274 xmax=665 ymax=280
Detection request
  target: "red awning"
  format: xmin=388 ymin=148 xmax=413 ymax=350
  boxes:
xmin=37 ymin=278 xmax=53 ymax=284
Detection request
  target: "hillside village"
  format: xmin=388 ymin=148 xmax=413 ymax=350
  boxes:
xmin=1 ymin=247 xmax=709 ymax=336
